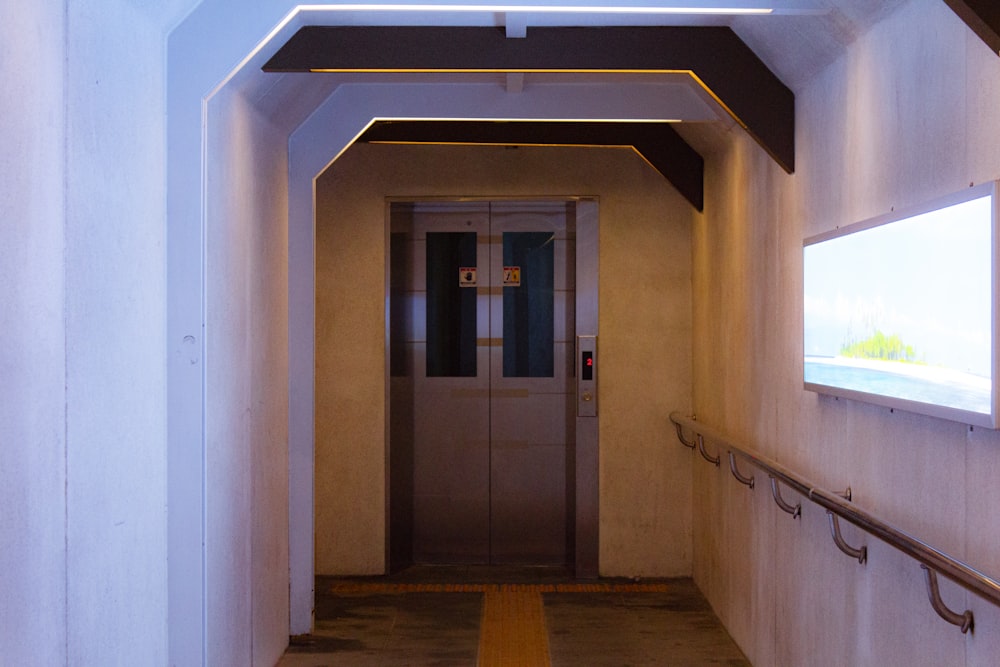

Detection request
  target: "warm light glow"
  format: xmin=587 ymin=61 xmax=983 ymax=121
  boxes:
xmin=360 ymin=118 xmax=684 ymax=157
xmin=310 ymin=68 xmax=686 ymax=72
xmin=310 ymin=67 xmax=693 ymax=75
xmin=296 ymin=4 xmax=774 ymax=15
xmin=366 ymin=116 xmax=684 ymax=122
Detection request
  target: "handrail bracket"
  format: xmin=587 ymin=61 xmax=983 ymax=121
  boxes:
xmin=674 ymin=420 xmax=696 ymax=449
xmin=729 ymin=452 xmax=754 ymax=489
xmin=921 ymin=565 xmax=974 ymax=634
xmin=697 ymin=434 xmax=721 ymax=467
xmin=769 ymin=476 xmax=801 ymax=519
xmin=827 ymin=511 xmax=866 ymax=564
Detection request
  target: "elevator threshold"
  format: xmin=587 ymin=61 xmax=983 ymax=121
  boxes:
xmin=389 ymin=564 xmax=575 ymax=585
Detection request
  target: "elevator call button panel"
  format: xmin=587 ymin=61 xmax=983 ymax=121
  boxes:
xmin=577 ymin=336 xmax=597 ymax=418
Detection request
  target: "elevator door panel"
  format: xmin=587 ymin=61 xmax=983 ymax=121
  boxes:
xmin=408 ymin=201 xmax=575 ymax=565
xmin=412 ymin=205 xmax=491 ymax=563
xmin=488 ymin=204 xmax=575 ymax=564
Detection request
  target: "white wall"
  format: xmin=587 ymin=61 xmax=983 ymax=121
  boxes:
xmin=314 ymin=143 xmax=695 ymax=578
xmin=203 ymin=79 xmax=291 ymax=667
xmin=0 ymin=5 xmax=68 ymax=664
xmin=167 ymin=2 xmax=311 ymax=661
xmin=2 ymin=1 xmax=193 ymax=664
xmin=692 ymin=1 xmax=1000 ymax=664
xmin=64 ymin=3 xmax=183 ymax=663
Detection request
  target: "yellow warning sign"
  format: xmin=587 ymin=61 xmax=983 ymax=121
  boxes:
xmin=503 ymin=266 xmax=521 ymax=287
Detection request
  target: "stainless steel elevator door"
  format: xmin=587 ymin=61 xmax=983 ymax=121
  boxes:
xmin=397 ymin=200 xmax=575 ymax=566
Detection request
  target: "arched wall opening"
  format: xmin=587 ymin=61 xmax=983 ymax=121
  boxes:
xmin=168 ymin=4 xmax=711 ymax=663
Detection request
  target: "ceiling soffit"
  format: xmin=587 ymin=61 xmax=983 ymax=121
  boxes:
xmin=359 ymin=120 xmax=705 ymax=211
xmin=263 ymin=26 xmax=795 ymax=177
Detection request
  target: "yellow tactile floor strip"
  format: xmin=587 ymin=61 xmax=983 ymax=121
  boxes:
xmin=324 ymin=580 xmax=671 ymax=667
xmin=478 ymin=589 xmax=550 ymax=667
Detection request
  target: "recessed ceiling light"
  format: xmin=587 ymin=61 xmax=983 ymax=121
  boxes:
xmin=297 ymin=4 xmax=772 ymax=14
xmin=294 ymin=2 xmax=829 ymax=17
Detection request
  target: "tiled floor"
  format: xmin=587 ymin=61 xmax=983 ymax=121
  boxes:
xmin=277 ymin=567 xmax=750 ymax=666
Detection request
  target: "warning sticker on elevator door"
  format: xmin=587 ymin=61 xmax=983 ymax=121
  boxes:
xmin=459 ymin=267 xmax=477 ymax=287
xmin=503 ymin=266 xmax=521 ymax=287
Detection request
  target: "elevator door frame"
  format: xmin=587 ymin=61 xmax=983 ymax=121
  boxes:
xmin=386 ymin=196 xmax=599 ymax=578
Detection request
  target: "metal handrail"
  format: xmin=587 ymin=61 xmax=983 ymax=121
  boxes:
xmin=670 ymin=411 xmax=1000 ymax=633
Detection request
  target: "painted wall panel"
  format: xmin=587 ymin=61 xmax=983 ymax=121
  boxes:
xmin=167 ymin=2 xmax=300 ymax=662
xmin=205 ymin=84 xmax=255 ymax=666
xmin=3 ymin=1 xmax=199 ymax=663
xmin=62 ymin=1 xmax=183 ymax=664
xmin=204 ymin=83 xmax=291 ymax=667
xmin=0 ymin=4 xmax=68 ymax=665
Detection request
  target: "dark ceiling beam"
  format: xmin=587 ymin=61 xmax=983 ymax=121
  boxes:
xmin=264 ymin=26 xmax=795 ymax=173
xmin=358 ymin=120 xmax=705 ymax=211
xmin=943 ymin=0 xmax=1000 ymax=55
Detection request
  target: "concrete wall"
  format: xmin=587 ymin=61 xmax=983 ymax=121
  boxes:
xmin=167 ymin=1 xmax=311 ymax=662
xmin=1 ymin=5 xmax=69 ymax=665
xmin=203 ymin=82 xmax=291 ymax=666
xmin=315 ymin=143 xmax=695 ymax=577
xmin=64 ymin=3 xmax=184 ymax=663
xmin=0 ymin=2 xmax=296 ymax=663
xmin=692 ymin=0 xmax=1000 ymax=664
xmin=1 ymin=2 xmax=193 ymax=664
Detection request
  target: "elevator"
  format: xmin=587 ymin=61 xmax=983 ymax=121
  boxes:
xmin=389 ymin=199 xmax=598 ymax=573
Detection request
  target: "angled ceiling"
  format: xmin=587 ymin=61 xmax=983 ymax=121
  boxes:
xmin=264 ymin=24 xmax=793 ymax=209
xmin=264 ymin=26 xmax=793 ymax=167
xmin=256 ymin=1 xmax=1000 ymax=210
xmin=359 ymin=119 xmax=706 ymax=210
